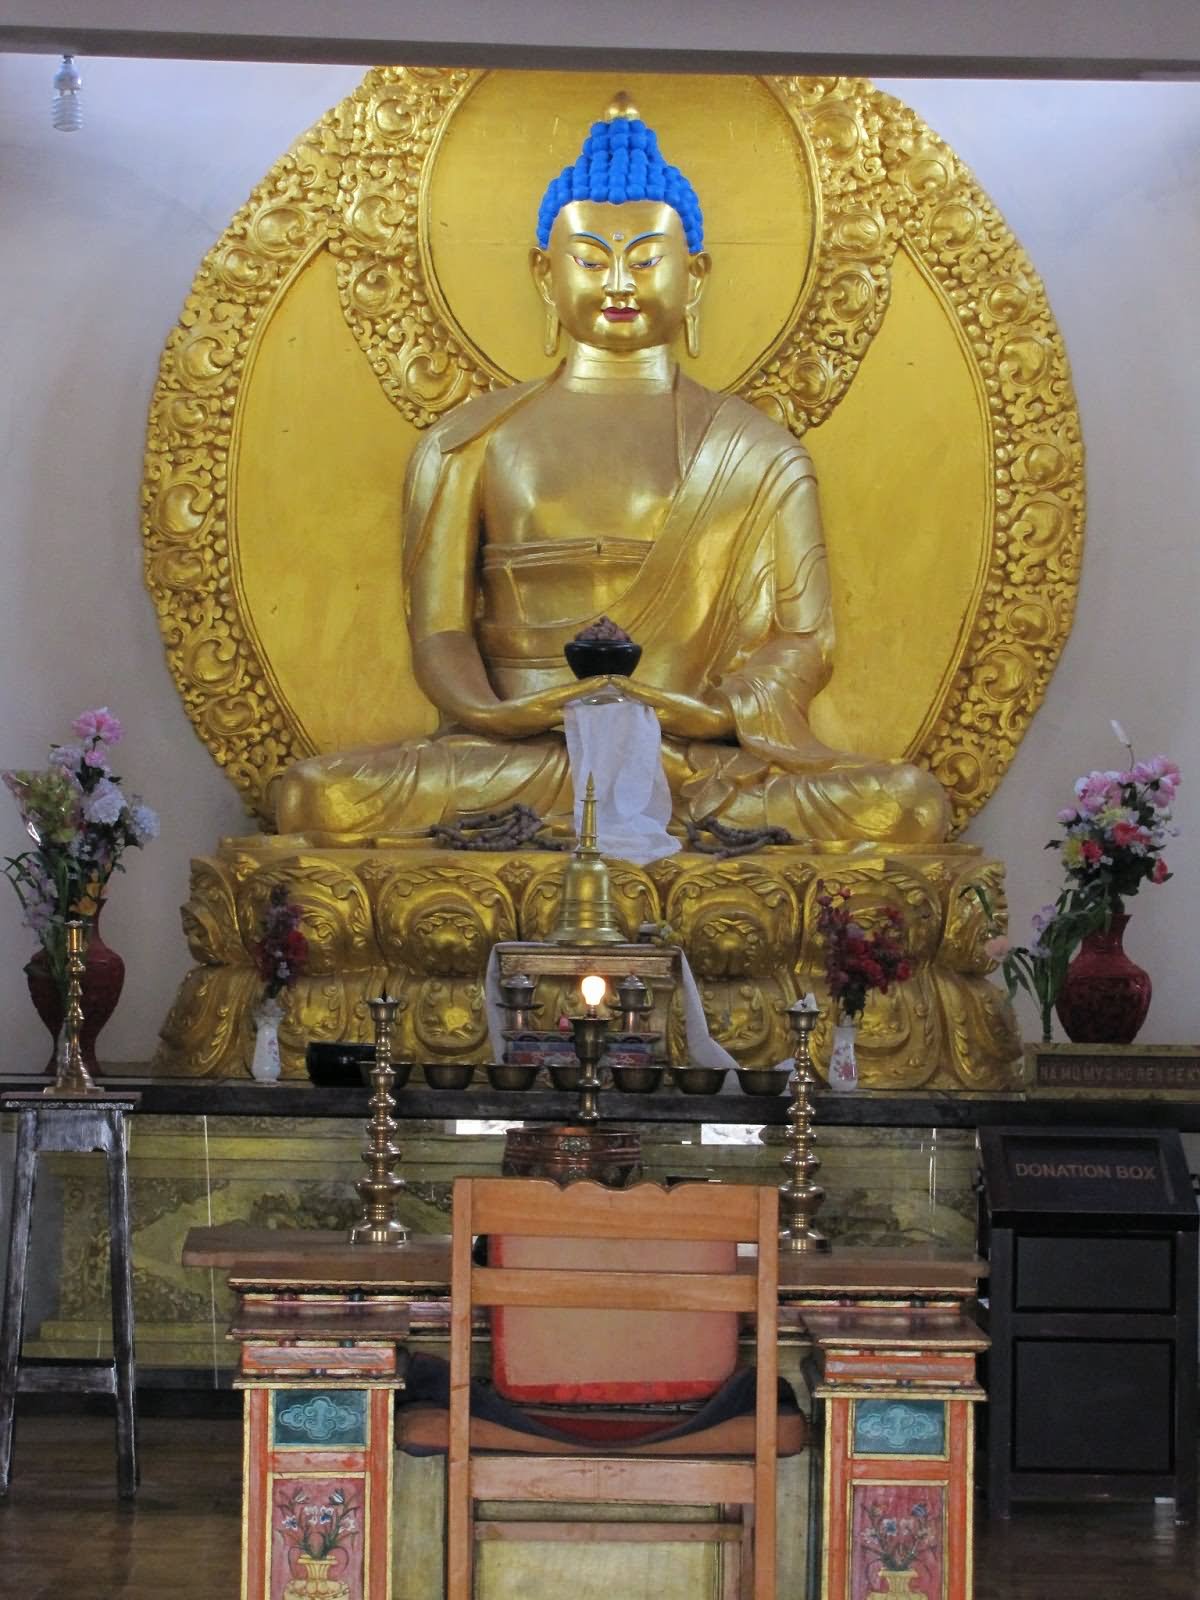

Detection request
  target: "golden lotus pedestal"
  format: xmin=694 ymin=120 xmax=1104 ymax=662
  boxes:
xmin=156 ymin=837 xmax=1021 ymax=1090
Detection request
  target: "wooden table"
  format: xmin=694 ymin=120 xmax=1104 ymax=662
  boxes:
xmin=185 ymin=1227 xmax=986 ymax=1600
xmin=2 ymin=1094 xmax=140 ymax=1500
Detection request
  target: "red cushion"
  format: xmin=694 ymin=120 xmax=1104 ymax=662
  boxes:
xmin=396 ymin=1404 xmax=809 ymax=1458
xmin=490 ymin=1234 xmax=739 ymax=1404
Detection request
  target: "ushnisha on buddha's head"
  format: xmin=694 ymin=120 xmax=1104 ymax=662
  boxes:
xmin=530 ymin=93 xmax=712 ymax=358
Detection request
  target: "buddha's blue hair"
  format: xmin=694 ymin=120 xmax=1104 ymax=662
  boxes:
xmin=536 ymin=117 xmax=704 ymax=253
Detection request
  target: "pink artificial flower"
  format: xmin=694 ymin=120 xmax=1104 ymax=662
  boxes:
xmin=1081 ymin=839 xmax=1103 ymax=864
xmin=82 ymin=746 xmax=110 ymax=769
xmin=1074 ymin=771 xmax=1118 ymax=814
xmin=984 ymin=935 xmax=1011 ymax=960
xmin=1153 ymin=858 xmax=1170 ymax=883
xmin=71 ymin=707 xmax=124 ymax=745
xmin=1056 ymin=807 xmax=1078 ymax=825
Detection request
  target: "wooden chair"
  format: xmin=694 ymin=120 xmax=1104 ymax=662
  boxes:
xmin=437 ymin=1178 xmax=790 ymax=1600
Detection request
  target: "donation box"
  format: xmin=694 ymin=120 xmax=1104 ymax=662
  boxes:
xmin=978 ymin=1125 xmax=1197 ymax=1520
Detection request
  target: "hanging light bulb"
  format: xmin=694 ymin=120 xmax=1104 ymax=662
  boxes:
xmin=52 ymin=54 xmax=82 ymax=133
xmin=580 ymin=974 xmax=607 ymax=1012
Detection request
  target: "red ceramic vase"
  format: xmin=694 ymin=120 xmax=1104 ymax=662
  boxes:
xmin=24 ymin=908 xmax=126 ymax=1076
xmin=1055 ymin=913 xmax=1151 ymax=1045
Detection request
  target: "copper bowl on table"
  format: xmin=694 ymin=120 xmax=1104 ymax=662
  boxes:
xmin=502 ymin=1124 xmax=642 ymax=1187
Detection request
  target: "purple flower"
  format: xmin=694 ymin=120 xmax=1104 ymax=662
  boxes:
xmin=71 ymin=708 xmax=124 ymax=745
xmin=129 ymin=802 xmax=159 ymax=843
xmin=82 ymin=746 xmax=110 ymax=770
xmin=83 ymin=780 xmax=126 ymax=826
xmin=48 ymin=744 xmax=83 ymax=772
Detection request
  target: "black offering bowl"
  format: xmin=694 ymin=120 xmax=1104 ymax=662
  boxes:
xmin=564 ymin=638 xmax=642 ymax=680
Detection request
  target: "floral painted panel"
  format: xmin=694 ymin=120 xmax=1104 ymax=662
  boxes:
xmin=853 ymin=1399 xmax=946 ymax=1457
xmin=273 ymin=1389 xmax=368 ymax=1448
xmin=850 ymin=1482 xmax=944 ymax=1600
xmin=271 ymin=1475 xmax=365 ymax=1600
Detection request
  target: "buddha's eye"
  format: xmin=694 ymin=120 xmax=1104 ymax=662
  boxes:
xmin=571 ymin=255 xmax=606 ymax=271
xmin=630 ymin=255 xmax=663 ymax=271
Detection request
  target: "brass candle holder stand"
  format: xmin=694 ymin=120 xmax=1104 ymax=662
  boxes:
xmin=45 ymin=919 xmax=104 ymax=1097
xmin=779 ymin=995 xmax=831 ymax=1252
xmin=568 ymin=991 xmax=609 ymax=1125
xmin=503 ymin=975 xmax=642 ymax=1185
xmin=349 ymin=993 xmax=409 ymax=1246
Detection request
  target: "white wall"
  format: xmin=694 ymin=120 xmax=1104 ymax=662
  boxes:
xmin=0 ymin=55 xmax=1197 ymax=1067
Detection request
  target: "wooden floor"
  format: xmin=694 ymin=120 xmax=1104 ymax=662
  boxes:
xmin=0 ymin=1415 xmax=1197 ymax=1599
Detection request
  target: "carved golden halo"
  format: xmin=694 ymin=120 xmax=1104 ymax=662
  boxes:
xmin=142 ymin=67 xmax=1083 ymax=831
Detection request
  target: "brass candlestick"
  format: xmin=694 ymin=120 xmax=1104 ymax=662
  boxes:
xmin=45 ymin=919 xmax=103 ymax=1097
xmin=349 ymin=993 xmax=409 ymax=1246
xmin=569 ymin=974 xmax=609 ymax=1124
xmin=779 ymin=995 xmax=831 ymax=1252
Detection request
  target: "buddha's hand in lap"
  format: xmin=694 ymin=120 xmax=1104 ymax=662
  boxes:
xmin=610 ymin=678 xmax=736 ymax=741
xmin=456 ymin=677 xmax=612 ymax=738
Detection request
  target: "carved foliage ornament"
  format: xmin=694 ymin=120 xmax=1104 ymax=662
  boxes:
xmin=142 ymin=69 xmax=1083 ymax=830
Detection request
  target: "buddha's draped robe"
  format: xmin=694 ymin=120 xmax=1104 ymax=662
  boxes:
xmin=275 ymin=375 xmax=949 ymax=845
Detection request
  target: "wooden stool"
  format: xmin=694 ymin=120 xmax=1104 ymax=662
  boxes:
xmin=0 ymin=1094 xmax=140 ymax=1498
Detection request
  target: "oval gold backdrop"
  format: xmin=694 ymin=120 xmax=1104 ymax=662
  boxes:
xmin=142 ymin=68 xmax=1084 ymax=831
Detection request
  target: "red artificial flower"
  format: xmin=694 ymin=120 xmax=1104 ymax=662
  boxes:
xmin=1081 ymin=839 xmax=1103 ymax=864
xmin=815 ymin=882 xmax=913 ymax=1022
xmin=1110 ymin=821 xmax=1147 ymax=849
xmin=1153 ymin=858 xmax=1170 ymax=884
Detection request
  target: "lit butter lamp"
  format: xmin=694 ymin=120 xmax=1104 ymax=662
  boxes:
xmin=571 ymin=973 xmax=610 ymax=1124
xmin=501 ymin=973 xmax=641 ymax=1186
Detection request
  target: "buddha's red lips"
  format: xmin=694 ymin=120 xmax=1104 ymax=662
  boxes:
xmin=602 ymin=308 xmax=640 ymax=321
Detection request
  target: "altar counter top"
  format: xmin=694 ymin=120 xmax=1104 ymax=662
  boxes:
xmin=6 ymin=1073 xmax=1200 ymax=1129
xmin=184 ymin=1225 xmax=986 ymax=1298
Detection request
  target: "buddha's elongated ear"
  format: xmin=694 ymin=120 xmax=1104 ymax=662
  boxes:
xmin=684 ymin=251 xmax=711 ymax=358
xmin=529 ymin=246 xmax=555 ymax=310
xmin=686 ymin=250 xmax=712 ymax=310
xmin=529 ymin=247 xmax=561 ymax=355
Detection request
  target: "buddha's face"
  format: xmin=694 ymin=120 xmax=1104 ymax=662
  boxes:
xmin=531 ymin=199 xmax=709 ymax=353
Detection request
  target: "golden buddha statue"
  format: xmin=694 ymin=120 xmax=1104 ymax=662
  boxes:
xmin=275 ymin=96 xmax=949 ymax=849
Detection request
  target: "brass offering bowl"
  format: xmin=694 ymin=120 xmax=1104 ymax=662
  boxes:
xmin=548 ymin=1061 xmax=583 ymax=1092
xmin=354 ymin=1054 xmax=413 ymax=1090
xmin=610 ymin=1063 xmax=665 ymax=1094
xmin=421 ymin=1062 xmax=475 ymax=1091
xmin=734 ymin=1065 xmax=792 ymax=1096
xmin=486 ymin=1061 xmax=539 ymax=1091
xmin=670 ymin=1064 xmax=728 ymax=1095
